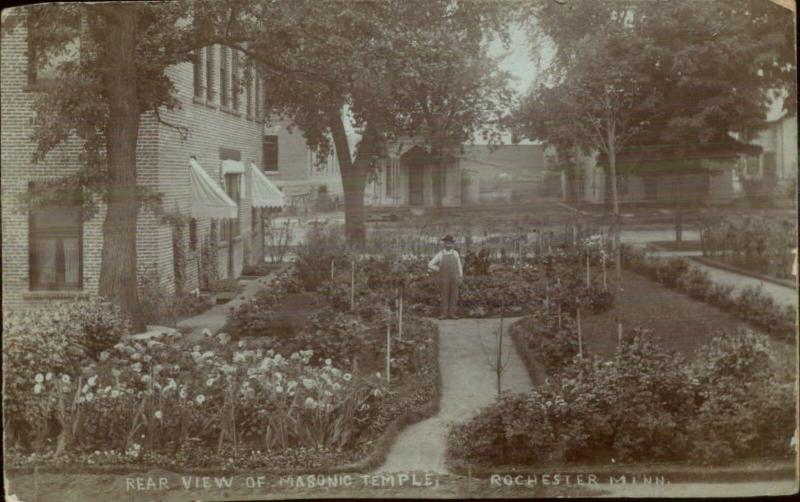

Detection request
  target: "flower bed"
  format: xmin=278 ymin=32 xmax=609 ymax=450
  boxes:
xmin=448 ymin=330 xmax=795 ymax=467
xmin=699 ymin=216 xmax=797 ymax=280
xmin=6 ymin=260 xmax=441 ymax=473
xmin=623 ymin=248 xmax=796 ymax=343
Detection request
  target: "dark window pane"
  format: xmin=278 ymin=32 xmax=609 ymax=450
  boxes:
xmin=263 ymin=135 xmax=278 ymax=171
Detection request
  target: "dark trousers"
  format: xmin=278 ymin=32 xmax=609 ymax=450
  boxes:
xmin=441 ymin=276 xmax=459 ymax=317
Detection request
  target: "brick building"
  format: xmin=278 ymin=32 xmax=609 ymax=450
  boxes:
xmin=1 ymin=13 xmax=289 ymax=313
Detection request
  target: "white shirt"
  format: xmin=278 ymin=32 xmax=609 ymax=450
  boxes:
xmin=428 ymin=249 xmax=463 ymax=278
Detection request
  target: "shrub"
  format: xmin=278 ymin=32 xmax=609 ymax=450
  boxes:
xmin=448 ymin=329 xmax=794 ymax=467
xmin=241 ymin=261 xmax=276 ymax=276
xmin=688 ymin=331 xmax=796 ymax=463
xmin=510 ymin=310 xmax=579 ymax=374
xmin=223 ymin=287 xmax=286 ymax=339
xmin=2 ymin=298 xmax=130 ymax=448
xmin=294 ymin=223 xmax=350 ymax=291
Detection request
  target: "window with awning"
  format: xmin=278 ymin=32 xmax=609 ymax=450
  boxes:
xmin=188 ymin=157 xmax=238 ymax=219
xmin=250 ymin=161 xmax=285 ymax=209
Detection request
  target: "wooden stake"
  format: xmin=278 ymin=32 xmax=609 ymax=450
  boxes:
xmin=350 ymin=258 xmax=355 ymax=311
xmin=586 ymin=254 xmax=591 ymax=287
xmin=577 ymin=307 xmax=583 ymax=357
xmin=617 ymin=318 xmax=623 ymax=348
xmin=331 ymin=260 xmax=335 ymax=281
xmin=602 ymin=254 xmax=608 ymax=288
xmin=386 ymin=323 xmax=392 ymax=384
xmin=398 ymin=291 xmax=404 ymax=340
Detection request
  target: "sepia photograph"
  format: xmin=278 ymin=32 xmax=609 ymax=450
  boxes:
xmin=1 ymin=0 xmax=798 ymax=499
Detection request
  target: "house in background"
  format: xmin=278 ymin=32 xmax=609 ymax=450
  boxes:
xmin=1 ymin=10 xmax=285 ymax=313
xmin=741 ymin=111 xmax=797 ymax=187
xmin=571 ymin=134 xmax=758 ymax=206
xmin=460 ymin=142 xmax=550 ymax=203
xmin=365 ymin=140 xmax=465 ymax=208
xmin=262 ymin=122 xmax=343 ymax=210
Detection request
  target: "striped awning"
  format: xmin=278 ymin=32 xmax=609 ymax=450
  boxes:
xmin=189 ymin=158 xmax=238 ymax=219
xmin=250 ymin=161 xmax=285 ymax=209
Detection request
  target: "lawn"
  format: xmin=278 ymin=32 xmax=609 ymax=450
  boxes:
xmin=582 ymin=269 xmax=795 ymax=374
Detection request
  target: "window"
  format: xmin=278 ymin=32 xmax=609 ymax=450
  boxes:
xmin=27 ymin=9 xmax=81 ymax=87
xmin=189 ymin=218 xmax=197 ymax=251
xmin=231 ymin=50 xmax=240 ymax=112
xmin=29 ymin=198 xmax=82 ymax=290
xmin=220 ymin=46 xmax=229 ymax=107
xmin=222 ymin=173 xmax=241 ymax=240
xmin=206 ymin=45 xmax=215 ymax=102
xmin=263 ymin=135 xmax=278 ymax=171
xmin=193 ymin=48 xmax=205 ymax=98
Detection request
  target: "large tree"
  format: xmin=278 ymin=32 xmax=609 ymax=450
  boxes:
xmin=515 ymin=0 xmax=796 ymax=287
xmin=13 ymin=2 xmax=210 ymax=327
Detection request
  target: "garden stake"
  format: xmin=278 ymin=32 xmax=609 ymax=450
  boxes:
xmin=577 ymin=307 xmax=583 ymax=357
xmin=350 ymin=258 xmax=355 ymax=311
xmin=398 ymin=290 xmax=404 ymax=340
xmin=331 ymin=260 xmax=335 ymax=280
xmin=386 ymin=323 xmax=392 ymax=384
xmin=602 ymin=254 xmax=608 ymax=288
xmin=617 ymin=319 xmax=623 ymax=349
xmin=586 ymin=254 xmax=591 ymax=287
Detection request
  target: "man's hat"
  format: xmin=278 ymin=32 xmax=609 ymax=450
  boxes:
xmin=442 ymin=235 xmax=455 ymax=243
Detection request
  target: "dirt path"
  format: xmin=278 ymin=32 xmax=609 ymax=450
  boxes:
xmin=377 ymin=317 xmax=533 ymax=474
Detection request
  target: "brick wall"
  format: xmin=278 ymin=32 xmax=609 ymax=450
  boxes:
xmin=2 ymin=16 xmax=267 ymax=313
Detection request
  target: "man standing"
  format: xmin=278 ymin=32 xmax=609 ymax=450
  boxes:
xmin=428 ymin=235 xmax=463 ymax=319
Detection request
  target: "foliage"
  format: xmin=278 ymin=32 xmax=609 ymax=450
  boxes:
xmin=449 ymin=329 xmax=795 ymax=467
xmin=241 ymin=261 xmax=278 ymax=277
xmin=699 ymin=216 xmax=797 ymax=279
xmin=3 ymin=297 xmax=130 ymax=447
xmin=137 ymin=266 xmax=213 ymax=327
xmin=223 ymin=285 xmax=288 ymax=339
xmin=623 ymin=250 xmax=796 ymax=342
xmin=293 ymin=223 xmax=351 ymax=291
xmin=516 ymin=0 xmax=794 ymax=179
xmin=264 ymin=217 xmax=295 ymax=264
xmin=464 ymin=248 xmax=492 ymax=276
xmin=204 ymin=278 xmax=244 ymax=294
xmin=510 ymin=310 xmax=579 ymax=374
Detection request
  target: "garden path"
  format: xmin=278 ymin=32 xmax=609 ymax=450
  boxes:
xmin=176 ymin=271 xmax=283 ymax=341
xmin=688 ymin=261 xmax=797 ymax=308
xmin=377 ymin=317 xmax=533 ymax=474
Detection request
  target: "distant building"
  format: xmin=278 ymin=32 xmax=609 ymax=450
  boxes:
xmin=742 ymin=112 xmax=797 ymax=186
xmin=261 ymin=122 xmax=343 ymax=208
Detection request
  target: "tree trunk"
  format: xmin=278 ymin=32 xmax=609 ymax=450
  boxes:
xmin=330 ymin=110 xmax=372 ymax=248
xmin=607 ymin=123 xmax=622 ymax=292
xmin=97 ymin=5 xmax=143 ymax=329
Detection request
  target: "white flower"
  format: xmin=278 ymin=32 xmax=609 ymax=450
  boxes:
xmin=111 ymin=369 xmax=121 ymax=378
xmin=45 ymin=372 xmax=53 ymax=381
xmin=324 ymin=358 xmax=332 ymax=366
xmin=302 ymin=378 xmax=315 ymax=389
xmin=154 ymin=410 xmax=163 ymax=420
xmin=88 ymin=375 xmax=98 ymax=387
xmin=61 ymin=375 xmax=71 ymax=384
xmin=202 ymin=329 xmax=212 ymax=337
xmin=304 ymin=397 xmax=317 ymax=409
xmin=238 ymin=340 xmax=245 ymax=348
xmin=195 ymin=394 xmax=206 ymax=405
xmin=110 ymin=389 xmax=120 ymax=398
xmin=141 ymin=375 xmax=151 ymax=384
xmin=35 ymin=373 xmax=44 ymax=383
xmin=33 ymin=384 xmax=43 ymax=394
xmin=131 ymin=363 xmax=142 ymax=373
xmin=206 ymin=378 xmax=215 ymax=387
xmin=85 ymin=392 xmax=94 ymax=402
xmin=274 ymin=372 xmax=283 ymax=381
xmin=332 ymin=383 xmax=341 ymax=390
xmin=153 ymin=364 xmax=163 ymax=374
xmin=179 ymin=386 xmax=188 ymax=399
xmin=275 ymin=385 xmax=284 ymax=393
xmin=130 ymin=353 xmax=141 ymax=361
xmin=143 ymin=355 xmax=152 ymax=363
xmin=343 ymin=373 xmax=352 ymax=382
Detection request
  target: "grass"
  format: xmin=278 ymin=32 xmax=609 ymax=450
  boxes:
xmin=581 ymin=270 xmax=795 ymax=374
